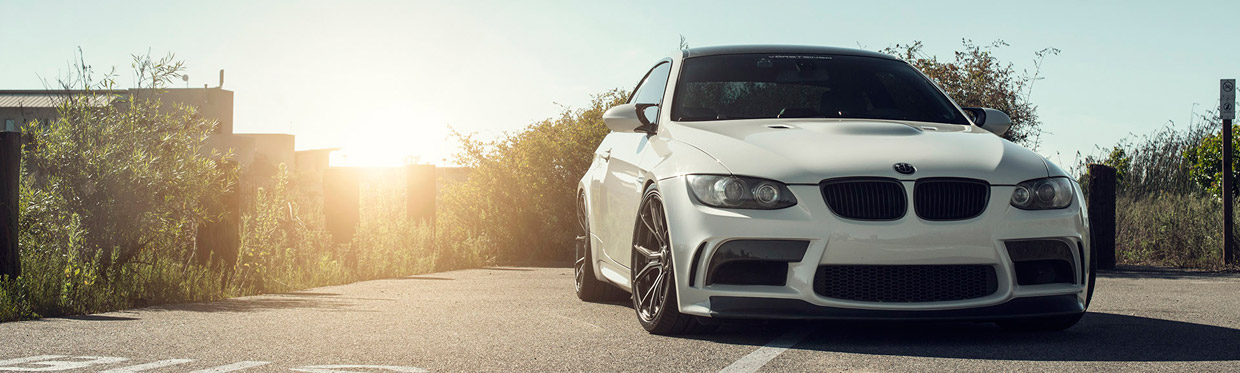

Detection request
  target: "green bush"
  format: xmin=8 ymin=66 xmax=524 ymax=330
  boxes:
xmin=437 ymin=90 xmax=626 ymax=264
xmin=1 ymin=53 xmax=233 ymax=319
xmin=1183 ymin=120 xmax=1237 ymax=197
xmin=0 ymin=53 xmax=447 ymax=322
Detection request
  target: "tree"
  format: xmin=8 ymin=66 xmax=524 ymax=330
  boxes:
xmin=882 ymin=40 xmax=1058 ymax=146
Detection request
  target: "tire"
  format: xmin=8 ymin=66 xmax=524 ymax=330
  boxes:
xmin=1085 ymin=240 xmax=1097 ymax=308
xmin=630 ymin=184 xmax=713 ymax=335
xmin=997 ymin=242 xmax=1096 ymax=332
xmin=576 ymin=193 xmax=627 ymax=302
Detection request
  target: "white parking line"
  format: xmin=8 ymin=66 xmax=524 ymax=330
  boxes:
xmin=189 ymin=361 xmax=271 ymax=372
xmin=0 ymin=356 xmax=127 ymax=371
xmin=719 ymin=329 xmax=812 ymax=373
xmin=101 ymin=359 xmax=195 ymax=372
xmin=0 ymin=357 xmax=66 ymax=368
xmin=290 ymin=365 xmax=428 ymax=372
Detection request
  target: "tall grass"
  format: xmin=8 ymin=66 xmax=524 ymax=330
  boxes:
xmin=0 ymin=164 xmax=465 ymax=321
xmin=0 ymin=51 xmax=496 ymax=322
xmin=348 ymin=170 xmax=437 ymax=280
xmin=1115 ymin=195 xmax=1230 ymax=269
xmin=1082 ymin=111 xmax=1235 ymax=269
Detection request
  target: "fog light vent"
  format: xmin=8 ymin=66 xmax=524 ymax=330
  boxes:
xmin=705 ymin=240 xmax=808 ymax=286
xmin=1006 ymin=240 xmax=1077 ymax=285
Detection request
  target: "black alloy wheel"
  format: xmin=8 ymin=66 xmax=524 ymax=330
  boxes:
xmin=631 ymin=184 xmax=713 ymax=334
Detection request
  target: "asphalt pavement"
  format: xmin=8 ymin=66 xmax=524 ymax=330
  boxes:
xmin=1 ymin=267 xmax=1238 ymax=372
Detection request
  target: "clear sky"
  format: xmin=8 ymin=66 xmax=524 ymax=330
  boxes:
xmin=1 ymin=0 xmax=1235 ymax=167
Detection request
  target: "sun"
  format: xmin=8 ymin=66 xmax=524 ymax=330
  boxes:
xmin=321 ymin=104 xmax=459 ymax=167
xmin=327 ymin=123 xmax=454 ymax=167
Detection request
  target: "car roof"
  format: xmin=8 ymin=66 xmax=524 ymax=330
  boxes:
xmin=681 ymin=45 xmax=899 ymax=61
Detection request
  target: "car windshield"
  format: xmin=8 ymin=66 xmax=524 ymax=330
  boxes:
xmin=671 ymin=53 xmax=970 ymax=125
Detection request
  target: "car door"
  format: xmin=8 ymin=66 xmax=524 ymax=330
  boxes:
xmin=600 ymin=61 xmax=672 ymax=268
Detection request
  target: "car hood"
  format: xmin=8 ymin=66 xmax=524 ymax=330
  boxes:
xmin=665 ymin=119 xmax=1051 ymax=185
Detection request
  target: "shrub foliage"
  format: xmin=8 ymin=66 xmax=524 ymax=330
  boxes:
xmin=0 ymin=53 xmax=452 ymax=321
xmin=438 ymin=90 xmax=627 ymax=263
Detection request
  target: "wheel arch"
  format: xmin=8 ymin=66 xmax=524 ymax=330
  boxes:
xmin=576 ymin=186 xmax=608 ymax=284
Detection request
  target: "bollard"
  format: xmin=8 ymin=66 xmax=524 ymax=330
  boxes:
xmin=0 ymin=131 xmax=19 ymax=279
xmin=1086 ymin=164 xmax=1117 ymax=270
xmin=323 ymin=167 xmax=360 ymax=244
xmin=406 ymin=165 xmax=437 ymax=225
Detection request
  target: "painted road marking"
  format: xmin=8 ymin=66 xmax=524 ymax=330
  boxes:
xmin=189 ymin=361 xmax=271 ymax=372
xmin=719 ymin=329 xmax=812 ymax=373
xmin=100 ymin=359 xmax=195 ymax=372
xmin=0 ymin=356 xmax=128 ymax=371
xmin=290 ymin=365 xmax=428 ymax=372
xmin=0 ymin=358 xmax=65 ymax=369
xmin=0 ymin=356 xmax=428 ymax=372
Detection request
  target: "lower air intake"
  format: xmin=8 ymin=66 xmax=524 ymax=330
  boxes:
xmin=814 ymin=265 xmax=998 ymax=302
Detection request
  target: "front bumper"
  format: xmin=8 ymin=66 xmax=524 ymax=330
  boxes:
xmin=657 ymin=176 xmax=1091 ymax=320
xmin=709 ymin=294 xmax=1083 ymax=320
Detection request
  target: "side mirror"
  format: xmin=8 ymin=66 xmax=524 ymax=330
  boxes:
xmin=603 ymin=103 xmax=657 ymax=134
xmin=963 ymin=107 xmax=1012 ymax=137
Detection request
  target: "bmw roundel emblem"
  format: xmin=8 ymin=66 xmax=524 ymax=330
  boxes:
xmin=893 ymin=163 xmax=916 ymax=175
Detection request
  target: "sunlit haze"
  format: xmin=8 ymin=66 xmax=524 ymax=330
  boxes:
xmin=2 ymin=0 xmax=1236 ymax=166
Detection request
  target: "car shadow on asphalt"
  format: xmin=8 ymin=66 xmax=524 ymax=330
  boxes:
xmin=684 ymin=312 xmax=1240 ymax=362
xmin=390 ymin=276 xmax=454 ymax=280
xmin=1100 ymin=267 xmax=1240 ymax=280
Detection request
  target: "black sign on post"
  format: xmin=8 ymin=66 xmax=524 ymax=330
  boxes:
xmin=1224 ymin=79 xmax=1236 ymax=265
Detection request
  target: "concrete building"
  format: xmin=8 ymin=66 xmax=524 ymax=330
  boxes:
xmin=0 ymin=76 xmax=284 ymax=190
xmin=294 ymin=147 xmax=341 ymax=197
xmin=2 ymin=78 xmax=459 ymax=252
xmin=0 ymin=87 xmax=233 ymax=135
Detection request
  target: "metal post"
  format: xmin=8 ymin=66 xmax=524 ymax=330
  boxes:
xmin=0 ymin=131 xmax=20 ymax=279
xmin=1222 ymin=79 xmax=1236 ymax=265
xmin=1226 ymin=117 xmax=1234 ymax=265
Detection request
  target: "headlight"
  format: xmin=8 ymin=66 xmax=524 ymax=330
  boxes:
xmin=687 ymin=175 xmax=797 ymax=209
xmin=1011 ymin=177 xmax=1074 ymax=210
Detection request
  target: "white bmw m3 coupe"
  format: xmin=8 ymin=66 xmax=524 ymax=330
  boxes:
xmin=575 ymin=45 xmax=1094 ymax=335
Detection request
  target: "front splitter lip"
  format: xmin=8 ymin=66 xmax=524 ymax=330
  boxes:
xmin=707 ymin=294 xmax=1085 ymax=321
